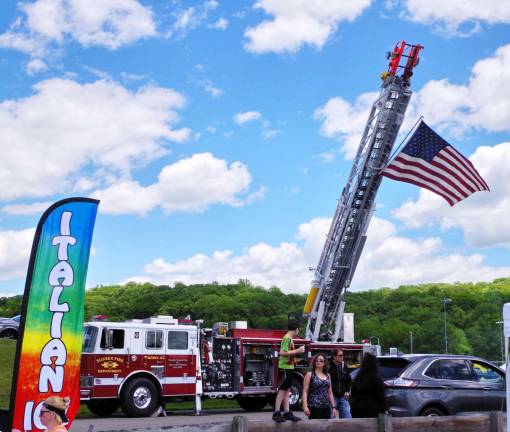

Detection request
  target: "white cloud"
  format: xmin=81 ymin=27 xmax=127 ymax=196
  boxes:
xmin=244 ymin=0 xmax=372 ymax=54
xmin=120 ymin=72 xmax=147 ymax=82
xmin=262 ymin=128 xmax=279 ymax=139
xmin=125 ymin=215 xmax=509 ymax=293
xmin=413 ymin=44 xmax=510 ymax=135
xmin=313 ymin=92 xmax=378 ymax=159
xmin=0 ymin=228 xmax=35 ymax=281
xmin=197 ymin=79 xmax=223 ymax=98
xmin=128 ymin=244 xmax=309 ymax=292
xmin=0 ymin=0 xmax=157 ymax=61
xmin=92 ymin=152 xmax=258 ymax=215
xmin=403 ymin=0 xmax=510 ymax=35
xmin=172 ymin=0 xmax=218 ymax=36
xmin=208 ymin=18 xmax=229 ymax=30
xmin=234 ymin=110 xmax=262 ymax=125
xmin=0 ymin=78 xmax=190 ymax=200
xmin=26 ymin=58 xmax=48 ymax=75
xmin=353 ymin=217 xmax=510 ymax=288
xmin=2 ymin=202 xmax=53 ymax=216
xmin=392 ymin=142 xmax=510 ymax=248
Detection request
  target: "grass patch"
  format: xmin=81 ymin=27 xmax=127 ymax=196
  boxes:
xmin=169 ymin=398 xmax=239 ymax=411
xmin=78 ymin=397 xmax=240 ymax=418
xmin=0 ymin=339 xmax=17 ymax=410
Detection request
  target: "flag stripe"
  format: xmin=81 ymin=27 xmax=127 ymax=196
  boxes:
xmin=381 ymin=169 xmax=456 ymax=206
xmin=428 ymin=158 xmax=476 ymax=196
xmin=382 ymin=162 xmax=461 ymax=202
xmin=445 ymin=146 xmax=489 ymax=190
xmin=441 ymin=147 xmax=485 ymax=191
xmin=433 ymin=154 xmax=477 ymax=194
xmin=394 ymin=154 xmax=469 ymax=199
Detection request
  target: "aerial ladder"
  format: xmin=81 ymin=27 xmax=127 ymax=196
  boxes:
xmin=304 ymin=41 xmax=423 ymax=342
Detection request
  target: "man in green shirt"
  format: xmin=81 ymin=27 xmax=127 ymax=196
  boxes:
xmin=272 ymin=319 xmax=305 ymax=423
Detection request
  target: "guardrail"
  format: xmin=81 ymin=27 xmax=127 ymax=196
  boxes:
xmin=79 ymin=412 xmax=506 ymax=432
xmin=228 ymin=412 xmax=505 ymax=432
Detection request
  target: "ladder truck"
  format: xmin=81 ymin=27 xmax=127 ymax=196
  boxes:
xmin=304 ymin=41 xmax=423 ymax=342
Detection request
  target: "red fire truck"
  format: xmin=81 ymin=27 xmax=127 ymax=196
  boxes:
xmin=80 ymin=315 xmax=367 ymax=417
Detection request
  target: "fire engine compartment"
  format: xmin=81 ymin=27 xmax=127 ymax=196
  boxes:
xmin=242 ymin=343 xmax=274 ymax=389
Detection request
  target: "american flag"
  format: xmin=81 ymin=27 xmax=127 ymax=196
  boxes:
xmin=381 ymin=121 xmax=489 ymax=206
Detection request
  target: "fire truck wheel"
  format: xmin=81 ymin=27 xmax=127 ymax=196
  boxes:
xmin=86 ymin=399 xmax=120 ymax=416
xmin=120 ymin=377 xmax=159 ymax=417
xmin=288 ymin=379 xmax=303 ymax=411
xmin=237 ymin=395 xmax=268 ymax=411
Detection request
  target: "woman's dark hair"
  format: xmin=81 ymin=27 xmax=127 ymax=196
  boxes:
xmin=354 ymin=353 xmax=379 ymax=387
xmin=310 ymin=353 xmax=329 ymax=373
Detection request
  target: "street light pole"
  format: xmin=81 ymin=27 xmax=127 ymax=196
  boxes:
xmin=409 ymin=331 xmax=413 ymax=354
xmin=497 ymin=321 xmax=504 ymax=363
xmin=441 ymin=299 xmax=452 ymax=354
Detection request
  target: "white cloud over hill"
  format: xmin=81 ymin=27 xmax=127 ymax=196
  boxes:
xmin=125 ymin=216 xmax=510 ymax=293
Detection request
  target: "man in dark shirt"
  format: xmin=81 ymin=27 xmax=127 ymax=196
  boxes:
xmin=329 ymin=349 xmax=352 ymax=418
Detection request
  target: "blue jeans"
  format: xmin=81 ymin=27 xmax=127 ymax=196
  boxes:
xmin=336 ymin=396 xmax=352 ymax=419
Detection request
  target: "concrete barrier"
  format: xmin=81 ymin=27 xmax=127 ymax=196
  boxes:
xmin=229 ymin=412 xmax=505 ymax=432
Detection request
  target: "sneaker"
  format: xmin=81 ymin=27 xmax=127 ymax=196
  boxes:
xmin=283 ymin=411 xmax=301 ymax=422
xmin=272 ymin=411 xmax=286 ymax=423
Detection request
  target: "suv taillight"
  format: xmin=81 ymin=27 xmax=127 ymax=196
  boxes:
xmin=384 ymin=377 xmax=418 ymax=387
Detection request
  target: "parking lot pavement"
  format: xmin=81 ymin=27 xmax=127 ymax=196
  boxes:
xmin=71 ymin=408 xmax=308 ymax=432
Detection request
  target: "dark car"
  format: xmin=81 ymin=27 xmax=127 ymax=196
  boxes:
xmin=0 ymin=315 xmax=20 ymax=339
xmin=354 ymin=354 xmax=505 ymax=416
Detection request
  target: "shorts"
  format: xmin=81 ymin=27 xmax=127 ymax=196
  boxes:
xmin=277 ymin=369 xmax=294 ymax=390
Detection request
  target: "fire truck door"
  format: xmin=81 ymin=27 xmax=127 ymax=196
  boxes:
xmin=165 ymin=329 xmax=195 ymax=395
xmin=94 ymin=327 xmax=129 ymax=396
xmin=142 ymin=329 xmax=166 ymax=383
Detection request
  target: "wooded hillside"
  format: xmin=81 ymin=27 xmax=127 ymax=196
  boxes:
xmin=2 ymin=278 xmax=510 ymax=361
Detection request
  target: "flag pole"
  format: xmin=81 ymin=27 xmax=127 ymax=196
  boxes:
xmin=378 ymin=115 xmax=424 ymax=171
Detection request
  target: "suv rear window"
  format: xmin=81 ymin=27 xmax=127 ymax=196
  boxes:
xmin=425 ymin=359 xmax=473 ymax=380
xmin=378 ymin=358 xmax=411 ymax=379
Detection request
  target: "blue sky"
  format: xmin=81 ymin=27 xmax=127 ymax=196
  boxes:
xmin=0 ymin=0 xmax=509 ymax=298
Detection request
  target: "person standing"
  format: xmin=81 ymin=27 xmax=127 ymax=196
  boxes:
xmin=350 ymin=353 xmax=388 ymax=418
xmin=302 ymin=353 xmax=337 ymax=419
xmin=272 ymin=318 xmax=305 ymax=423
xmin=329 ymin=349 xmax=352 ymax=418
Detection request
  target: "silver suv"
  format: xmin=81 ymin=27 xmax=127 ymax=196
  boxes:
xmin=376 ymin=355 xmax=505 ymax=416
xmin=0 ymin=315 xmax=20 ymax=339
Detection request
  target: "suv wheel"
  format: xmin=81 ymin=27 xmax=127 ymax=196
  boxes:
xmin=1 ymin=329 xmax=18 ymax=339
xmin=421 ymin=406 xmax=445 ymax=416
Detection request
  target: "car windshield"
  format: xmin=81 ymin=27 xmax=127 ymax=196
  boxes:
xmin=82 ymin=325 xmax=98 ymax=353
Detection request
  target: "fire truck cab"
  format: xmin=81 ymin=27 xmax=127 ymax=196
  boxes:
xmin=80 ymin=316 xmax=201 ymax=417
